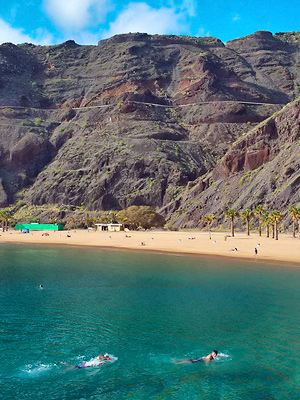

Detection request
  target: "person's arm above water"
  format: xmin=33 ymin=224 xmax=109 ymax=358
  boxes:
xmin=176 ymin=350 xmax=218 ymax=365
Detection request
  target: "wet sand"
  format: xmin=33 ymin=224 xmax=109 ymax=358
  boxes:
xmin=1 ymin=229 xmax=300 ymax=266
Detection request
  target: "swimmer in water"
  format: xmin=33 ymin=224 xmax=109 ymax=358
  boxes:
xmin=39 ymin=284 xmax=43 ymax=290
xmin=176 ymin=350 xmax=218 ymax=364
xmin=61 ymin=355 xmax=113 ymax=370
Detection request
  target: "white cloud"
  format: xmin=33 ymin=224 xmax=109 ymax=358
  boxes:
xmin=233 ymin=14 xmax=241 ymax=21
xmin=44 ymin=0 xmax=111 ymax=31
xmin=180 ymin=0 xmax=197 ymax=17
xmin=0 ymin=18 xmax=53 ymax=45
xmin=72 ymin=31 xmax=102 ymax=45
xmin=103 ymin=2 xmax=190 ymax=38
xmin=197 ymin=27 xmax=210 ymax=37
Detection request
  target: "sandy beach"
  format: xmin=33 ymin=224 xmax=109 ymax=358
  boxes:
xmin=1 ymin=229 xmax=300 ymax=266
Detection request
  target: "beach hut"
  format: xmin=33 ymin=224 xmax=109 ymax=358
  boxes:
xmin=95 ymin=223 xmax=123 ymax=232
xmin=15 ymin=223 xmax=64 ymax=231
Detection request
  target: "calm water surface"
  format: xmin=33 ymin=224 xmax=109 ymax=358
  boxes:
xmin=0 ymin=245 xmax=299 ymax=399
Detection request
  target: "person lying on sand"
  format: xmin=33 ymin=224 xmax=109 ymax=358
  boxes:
xmin=61 ymin=355 xmax=113 ymax=370
xmin=176 ymin=350 xmax=218 ymax=364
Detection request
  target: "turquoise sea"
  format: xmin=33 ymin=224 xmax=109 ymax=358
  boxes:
xmin=0 ymin=244 xmax=299 ymax=400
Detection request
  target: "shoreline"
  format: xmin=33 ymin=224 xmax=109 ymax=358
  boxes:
xmin=1 ymin=229 xmax=300 ymax=267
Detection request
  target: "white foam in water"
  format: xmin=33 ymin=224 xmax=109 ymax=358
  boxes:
xmin=80 ymin=354 xmax=118 ymax=368
xmin=20 ymin=363 xmax=53 ymax=377
xmin=215 ymin=352 xmax=231 ymax=361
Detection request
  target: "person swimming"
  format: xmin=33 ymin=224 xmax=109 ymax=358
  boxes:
xmin=61 ymin=355 xmax=113 ymax=370
xmin=176 ymin=350 xmax=218 ymax=364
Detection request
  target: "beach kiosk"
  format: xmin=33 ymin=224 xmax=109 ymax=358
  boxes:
xmin=15 ymin=223 xmax=64 ymax=231
xmin=95 ymin=223 xmax=123 ymax=232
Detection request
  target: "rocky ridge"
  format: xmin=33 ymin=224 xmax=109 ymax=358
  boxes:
xmin=0 ymin=31 xmax=299 ymax=225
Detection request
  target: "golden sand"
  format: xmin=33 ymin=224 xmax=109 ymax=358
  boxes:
xmin=0 ymin=230 xmax=300 ymax=266
xmin=1 ymin=229 xmax=300 ymax=266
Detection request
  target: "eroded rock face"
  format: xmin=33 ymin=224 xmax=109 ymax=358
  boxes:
xmin=0 ymin=178 xmax=8 ymax=206
xmin=0 ymin=31 xmax=299 ymax=213
xmin=162 ymin=96 xmax=300 ymax=228
xmin=245 ymin=149 xmax=269 ymax=171
xmin=10 ymin=133 xmax=53 ymax=176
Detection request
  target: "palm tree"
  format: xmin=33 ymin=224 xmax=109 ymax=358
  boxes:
xmin=289 ymin=205 xmax=300 ymax=238
xmin=262 ymin=211 xmax=274 ymax=237
xmin=225 ymin=208 xmax=239 ymax=237
xmin=109 ymin=211 xmax=118 ymax=223
xmin=0 ymin=210 xmax=11 ymax=231
xmin=93 ymin=216 xmax=97 ymax=230
xmin=85 ymin=213 xmax=90 ymax=228
xmin=202 ymin=214 xmax=215 ymax=239
xmin=261 ymin=212 xmax=270 ymax=238
xmin=255 ymin=205 xmax=264 ymax=236
xmin=100 ymin=214 xmax=109 ymax=224
xmin=270 ymin=210 xmax=283 ymax=240
xmin=269 ymin=214 xmax=275 ymax=239
xmin=0 ymin=211 xmax=5 ymax=232
xmin=241 ymin=209 xmax=254 ymax=236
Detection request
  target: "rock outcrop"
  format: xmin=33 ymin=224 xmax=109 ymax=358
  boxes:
xmin=0 ymin=31 xmax=299 ymax=221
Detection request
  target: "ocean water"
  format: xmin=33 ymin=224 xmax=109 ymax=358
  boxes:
xmin=0 ymin=244 xmax=299 ymax=400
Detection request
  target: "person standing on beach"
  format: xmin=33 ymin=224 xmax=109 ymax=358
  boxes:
xmin=255 ymin=248 xmax=258 ymax=255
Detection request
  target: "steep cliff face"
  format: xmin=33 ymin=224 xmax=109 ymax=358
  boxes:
xmin=0 ymin=31 xmax=299 ymax=215
xmin=162 ymin=96 xmax=300 ymax=228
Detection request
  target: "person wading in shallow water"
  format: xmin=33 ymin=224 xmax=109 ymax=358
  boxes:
xmin=176 ymin=350 xmax=218 ymax=365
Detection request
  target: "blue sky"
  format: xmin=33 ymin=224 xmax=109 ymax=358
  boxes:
xmin=0 ymin=0 xmax=299 ymax=45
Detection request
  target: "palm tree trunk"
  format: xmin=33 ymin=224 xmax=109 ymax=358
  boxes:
xmin=231 ymin=216 xmax=234 ymax=237
xmin=247 ymin=218 xmax=250 ymax=236
xmin=266 ymin=224 xmax=269 ymax=238
xmin=292 ymin=220 xmax=295 ymax=238
xmin=258 ymin=215 xmax=261 ymax=236
xmin=272 ymin=224 xmax=275 ymax=239
xmin=275 ymin=220 xmax=278 ymax=240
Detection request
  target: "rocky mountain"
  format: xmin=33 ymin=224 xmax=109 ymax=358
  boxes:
xmin=162 ymin=96 xmax=300 ymax=228
xmin=0 ymin=30 xmax=299 ymax=225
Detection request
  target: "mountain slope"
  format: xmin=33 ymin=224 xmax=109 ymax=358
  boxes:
xmin=0 ymin=31 xmax=299 ymax=217
xmin=162 ymin=95 xmax=300 ymax=228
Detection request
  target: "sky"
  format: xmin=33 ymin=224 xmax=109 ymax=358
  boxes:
xmin=0 ymin=0 xmax=299 ymax=46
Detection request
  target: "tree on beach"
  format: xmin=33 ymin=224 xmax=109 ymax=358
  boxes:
xmin=117 ymin=206 xmax=165 ymax=230
xmin=288 ymin=205 xmax=300 ymax=237
xmin=255 ymin=205 xmax=264 ymax=236
xmin=100 ymin=214 xmax=109 ymax=224
xmin=241 ymin=209 xmax=254 ymax=236
xmin=202 ymin=214 xmax=215 ymax=239
xmin=269 ymin=214 xmax=275 ymax=239
xmin=0 ymin=210 xmax=11 ymax=231
xmin=0 ymin=211 xmax=6 ymax=231
xmin=261 ymin=212 xmax=271 ymax=238
xmin=65 ymin=216 xmax=76 ymax=230
xmin=83 ymin=214 xmax=89 ymax=228
xmin=225 ymin=208 xmax=239 ymax=237
xmin=109 ymin=211 xmax=118 ymax=223
xmin=270 ymin=210 xmax=283 ymax=240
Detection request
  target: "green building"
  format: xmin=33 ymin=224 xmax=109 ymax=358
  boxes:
xmin=15 ymin=223 xmax=64 ymax=231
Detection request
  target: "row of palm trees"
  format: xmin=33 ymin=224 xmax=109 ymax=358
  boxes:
xmin=202 ymin=205 xmax=300 ymax=240
xmin=0 ymin=210 xmax=13 ymax=232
